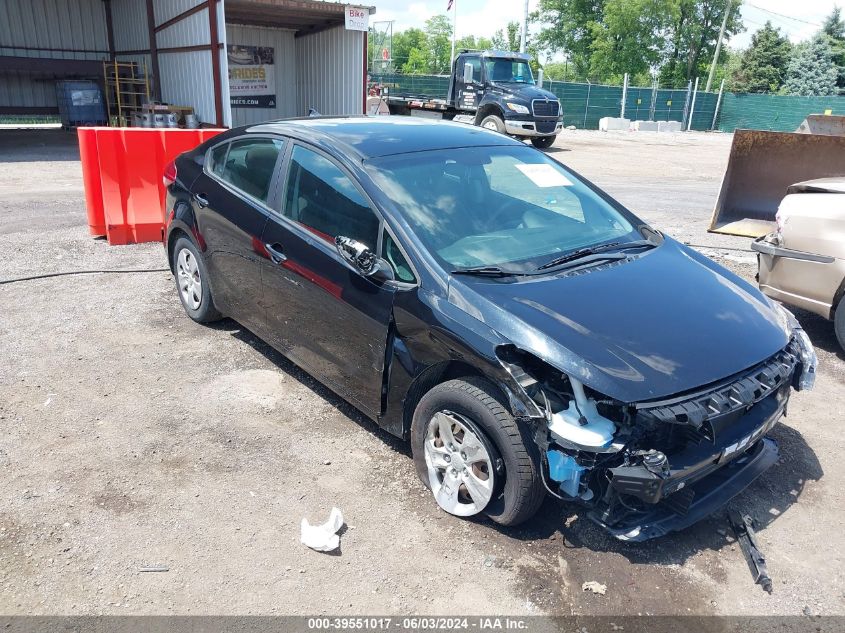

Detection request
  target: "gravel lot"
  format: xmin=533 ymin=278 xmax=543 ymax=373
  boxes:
xmin=0 ymin=128 xmax=842 ymax=617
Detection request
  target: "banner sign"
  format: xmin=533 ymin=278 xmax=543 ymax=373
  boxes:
xmin=227 ymin=45 xmax=276 ymax=109
xmin=345 ymin=6 xmax=369 ymax=31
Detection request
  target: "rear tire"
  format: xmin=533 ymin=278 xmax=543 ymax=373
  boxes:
xmin=411 ymin=377 xmax=545 ymax=526
xmin=480 ymin=115 xmax=506 ymax=135
xmin=835 ymin=295 xmax=845 ymax=351
xmin=171 ymin=235 xmax=222 ymax=324
xmin=531 ymin=135 xmax=556 ymax=149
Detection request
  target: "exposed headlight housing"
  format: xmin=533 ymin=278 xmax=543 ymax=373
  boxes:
xmin=793 ymin=327 xmax=817 ymax=391
xmin=506 ymin=102 xmax=530 ymax=115
xmin=769 ymin=301 xmax=817 ymax=391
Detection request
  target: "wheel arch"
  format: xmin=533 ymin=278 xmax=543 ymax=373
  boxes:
xmin=475 ymin=102 xmax=505 ymax=126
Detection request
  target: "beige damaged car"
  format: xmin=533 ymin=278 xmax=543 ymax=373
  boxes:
xmin=752 ymin=178 xmax=845 ymax=349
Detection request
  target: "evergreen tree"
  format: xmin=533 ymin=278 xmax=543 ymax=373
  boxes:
xmin=822 ymin=6 xmax=845 ymax=92
xmin=783 ymin=34 xmax=839 ymax=96
xmin=730 ymin=22 xmax=791 ymax=93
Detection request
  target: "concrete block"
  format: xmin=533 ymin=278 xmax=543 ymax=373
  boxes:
xmin=598 ymin=117 xmax=631 ymax=132
xmin=633 ymin=120 xmax=659 ymax=132
xmin=658 ymin=120 xmax=684 ymax=133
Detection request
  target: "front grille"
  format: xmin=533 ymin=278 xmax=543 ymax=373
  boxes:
xmin=637 ymin=341 xmax=798 ymax=429
xmin=633 ymin=340 xmax=799 ymax=455
xmin=532 ymin=99 xmax=560 ymax=118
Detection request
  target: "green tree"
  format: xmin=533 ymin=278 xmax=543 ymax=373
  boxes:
xmin=542 ymin=61 xmax=571 ymax=81
xmin=587 ymin=0 xmax=676 ymax=81
xmin=492 ymin=21 xmax=521 ymax=52
xmin=659 ymin=0 xmax=745 ymax=88
xmin=392 ymin=27 xmax=427 ymax=71
xmin=717 ymin=46 xmax=743 ymax=90
xmin=533 ymin=0 xmax=606 ymax=78
xmin=424 ymin=15 xmax=453 ymax=74
xmin=455 ymin=34 xmax=494 ymax=53
xmin=783 ymin=34 xmax=839 ymax=96
xmin=402 ymin=47 xmax=429 ymax=74
xmin=730 ymin=22 xmax=791 ymax=93
xmin=822 ymin=6 xmax=845 ymax=92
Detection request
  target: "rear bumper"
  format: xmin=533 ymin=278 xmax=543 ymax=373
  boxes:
xmin=595 ymin=437 xmax=779 ymax=542
xmin=505 ymin=119 xmax=562 ymax=137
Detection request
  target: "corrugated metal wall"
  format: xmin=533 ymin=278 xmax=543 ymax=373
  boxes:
xmin=225 ymin=24 xmax=297 ymax=126
xmin=153 ymin=0 xmax=218 ymax=125
xmin=111 ymin=0 xmax=152 ymax=81
xmin=295 ymin=26 xmax=364 ymax=116
xmin=0 ymin=0 xmax=110 ymax=111
xmin=111 ymin=0 xmax=149 ymax=52
xmin=0 ymin=0 xmax=109 ymax=59
xmin=0 ymin=71 xmax=59 ymax=109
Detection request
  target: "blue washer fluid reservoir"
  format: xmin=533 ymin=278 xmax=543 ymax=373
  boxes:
xmin=547 ymin=450 xmax=585 ymax=498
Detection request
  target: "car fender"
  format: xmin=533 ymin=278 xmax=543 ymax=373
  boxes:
xmin=379 ymin=288 xmax=544 ymax=440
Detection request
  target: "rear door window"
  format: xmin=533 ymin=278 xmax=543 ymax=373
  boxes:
xmin=208 ymin=142 xmax=229 ymax=177
xmin=217 ymin=137 xmax=284 ymax=203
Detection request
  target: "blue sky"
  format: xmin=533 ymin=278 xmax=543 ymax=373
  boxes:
xmin=368 ymin=0 xmax=839 ymax=61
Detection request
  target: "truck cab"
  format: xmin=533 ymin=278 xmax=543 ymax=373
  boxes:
xmin=448 ymin=50 xmax=562 ymax=148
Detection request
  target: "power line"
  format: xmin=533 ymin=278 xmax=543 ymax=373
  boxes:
xmin=745 ymin=2 xmax=822 ymax=28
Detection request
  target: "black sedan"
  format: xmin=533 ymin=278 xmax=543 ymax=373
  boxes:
xmin=163 ymin=117 xmax=816 ymax=540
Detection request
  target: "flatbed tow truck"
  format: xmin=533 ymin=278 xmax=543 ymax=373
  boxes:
xmin=377 ymin=50 xmax=563 ymax=149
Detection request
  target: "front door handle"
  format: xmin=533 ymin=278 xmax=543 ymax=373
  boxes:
xmin=265 ymin=242 xmax=287 ymax=264
xmin=193 ymin=193 xmax=209 ymax=208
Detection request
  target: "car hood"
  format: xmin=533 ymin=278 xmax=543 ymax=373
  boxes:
xmin=447 ymin=239 xmax=791 ymax=403
xmin=490 ymin=83 xmax=558 ymax=104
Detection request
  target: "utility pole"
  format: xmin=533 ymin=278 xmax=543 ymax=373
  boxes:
xmin=706 ymin=0 xmax=733 ymax=92
xmin=450 ymin=0 xmax=457 ymax=68
xmin=520 ymin=0 xmax=529 ymax=53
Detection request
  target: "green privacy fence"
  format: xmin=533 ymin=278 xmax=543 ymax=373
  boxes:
xmin=717 ymin=93 xmax=845 ymax=132
xmin=371 ymin=73 xmax=845 ymax=133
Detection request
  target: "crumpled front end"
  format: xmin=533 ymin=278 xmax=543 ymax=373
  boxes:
xmin=498 ymin=331 xmax=816 ymax=541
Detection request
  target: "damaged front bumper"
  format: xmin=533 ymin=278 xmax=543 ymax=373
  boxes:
xmin=528 ymin=336 xmax=813 ymax=541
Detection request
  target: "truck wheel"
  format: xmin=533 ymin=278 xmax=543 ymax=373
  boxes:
xmin=480 ymin=115 xmax=506 ymax=135
xmin=531 ymin=136 xmax=555 ymax=149
xmin=835 ymin=295 xmax=845 ymax=351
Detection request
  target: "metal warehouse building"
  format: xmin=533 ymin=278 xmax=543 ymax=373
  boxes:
xmin=0 ymin=0 xmax=374 ymax=127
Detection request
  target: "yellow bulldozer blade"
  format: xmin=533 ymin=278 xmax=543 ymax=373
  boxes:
xmin=709 ymin=124 xmax=845 ymax=237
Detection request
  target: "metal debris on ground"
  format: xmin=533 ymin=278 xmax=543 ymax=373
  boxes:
xmin=582 ymin=581 xmax=607 ymax=595
xmin=728 ymin=510 xmax=773 ymax=593
xmin=138 ymin=566 xmax=169 ymax=572
xmin=300 ymin=507 xmax=344 ymax=553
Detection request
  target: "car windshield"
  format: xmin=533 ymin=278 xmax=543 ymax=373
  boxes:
xmin=485 ymin=59 xmax=534 ymax=84
xmin=366 ymin=146 xmax=639 ymax=271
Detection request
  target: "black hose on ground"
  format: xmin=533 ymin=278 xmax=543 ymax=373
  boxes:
xmin=0 ymin=268 xmax=170 ymax=285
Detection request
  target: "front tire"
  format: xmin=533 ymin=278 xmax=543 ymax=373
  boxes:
xmin=171 ymin=235 xmax=222 ymax=323
xmin=411 ymin=377 xmax=545 ymax=526
xmin=835 ymin=295 xmax=845 ymax=351
xmin=531 ymin=135 xmax=556 ymax=149
xmin=480 ymin=114 xmax=506 ymax=135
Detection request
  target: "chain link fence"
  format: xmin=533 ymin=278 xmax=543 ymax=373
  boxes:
xmin=370 ymin=72 xmax=844 ymax=133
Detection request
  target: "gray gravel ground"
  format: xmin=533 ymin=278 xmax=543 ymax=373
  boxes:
xmin=0 ymin=128 xmax=842 ymax=616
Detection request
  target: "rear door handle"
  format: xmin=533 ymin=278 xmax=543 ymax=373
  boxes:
xmin=265 ymin=242 xmax=287 ymax=264
xmin=193 ymin=193 xmax=209 ymax=208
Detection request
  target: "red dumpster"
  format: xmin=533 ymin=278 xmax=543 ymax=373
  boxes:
xmin=77 ymin=127 xmax=225 ymax=245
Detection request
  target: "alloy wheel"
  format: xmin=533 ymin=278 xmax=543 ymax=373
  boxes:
xmin=424 ymin=410 xmax=496 ymax=516
xmin=176 ymin=248 xmax=202 ymax=311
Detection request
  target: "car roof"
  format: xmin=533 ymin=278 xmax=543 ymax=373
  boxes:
xmin=245 ymin=116 xmax=524 ymax=160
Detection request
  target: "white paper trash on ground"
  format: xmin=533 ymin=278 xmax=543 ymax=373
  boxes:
xmin=301 ymin=507 xmax=344 ymax=552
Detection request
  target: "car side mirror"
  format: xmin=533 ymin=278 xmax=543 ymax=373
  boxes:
xmin=334 ymin=235 xmax=395 ymax=283
xmin=463 ymin=63 xmax=474 ymax=84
